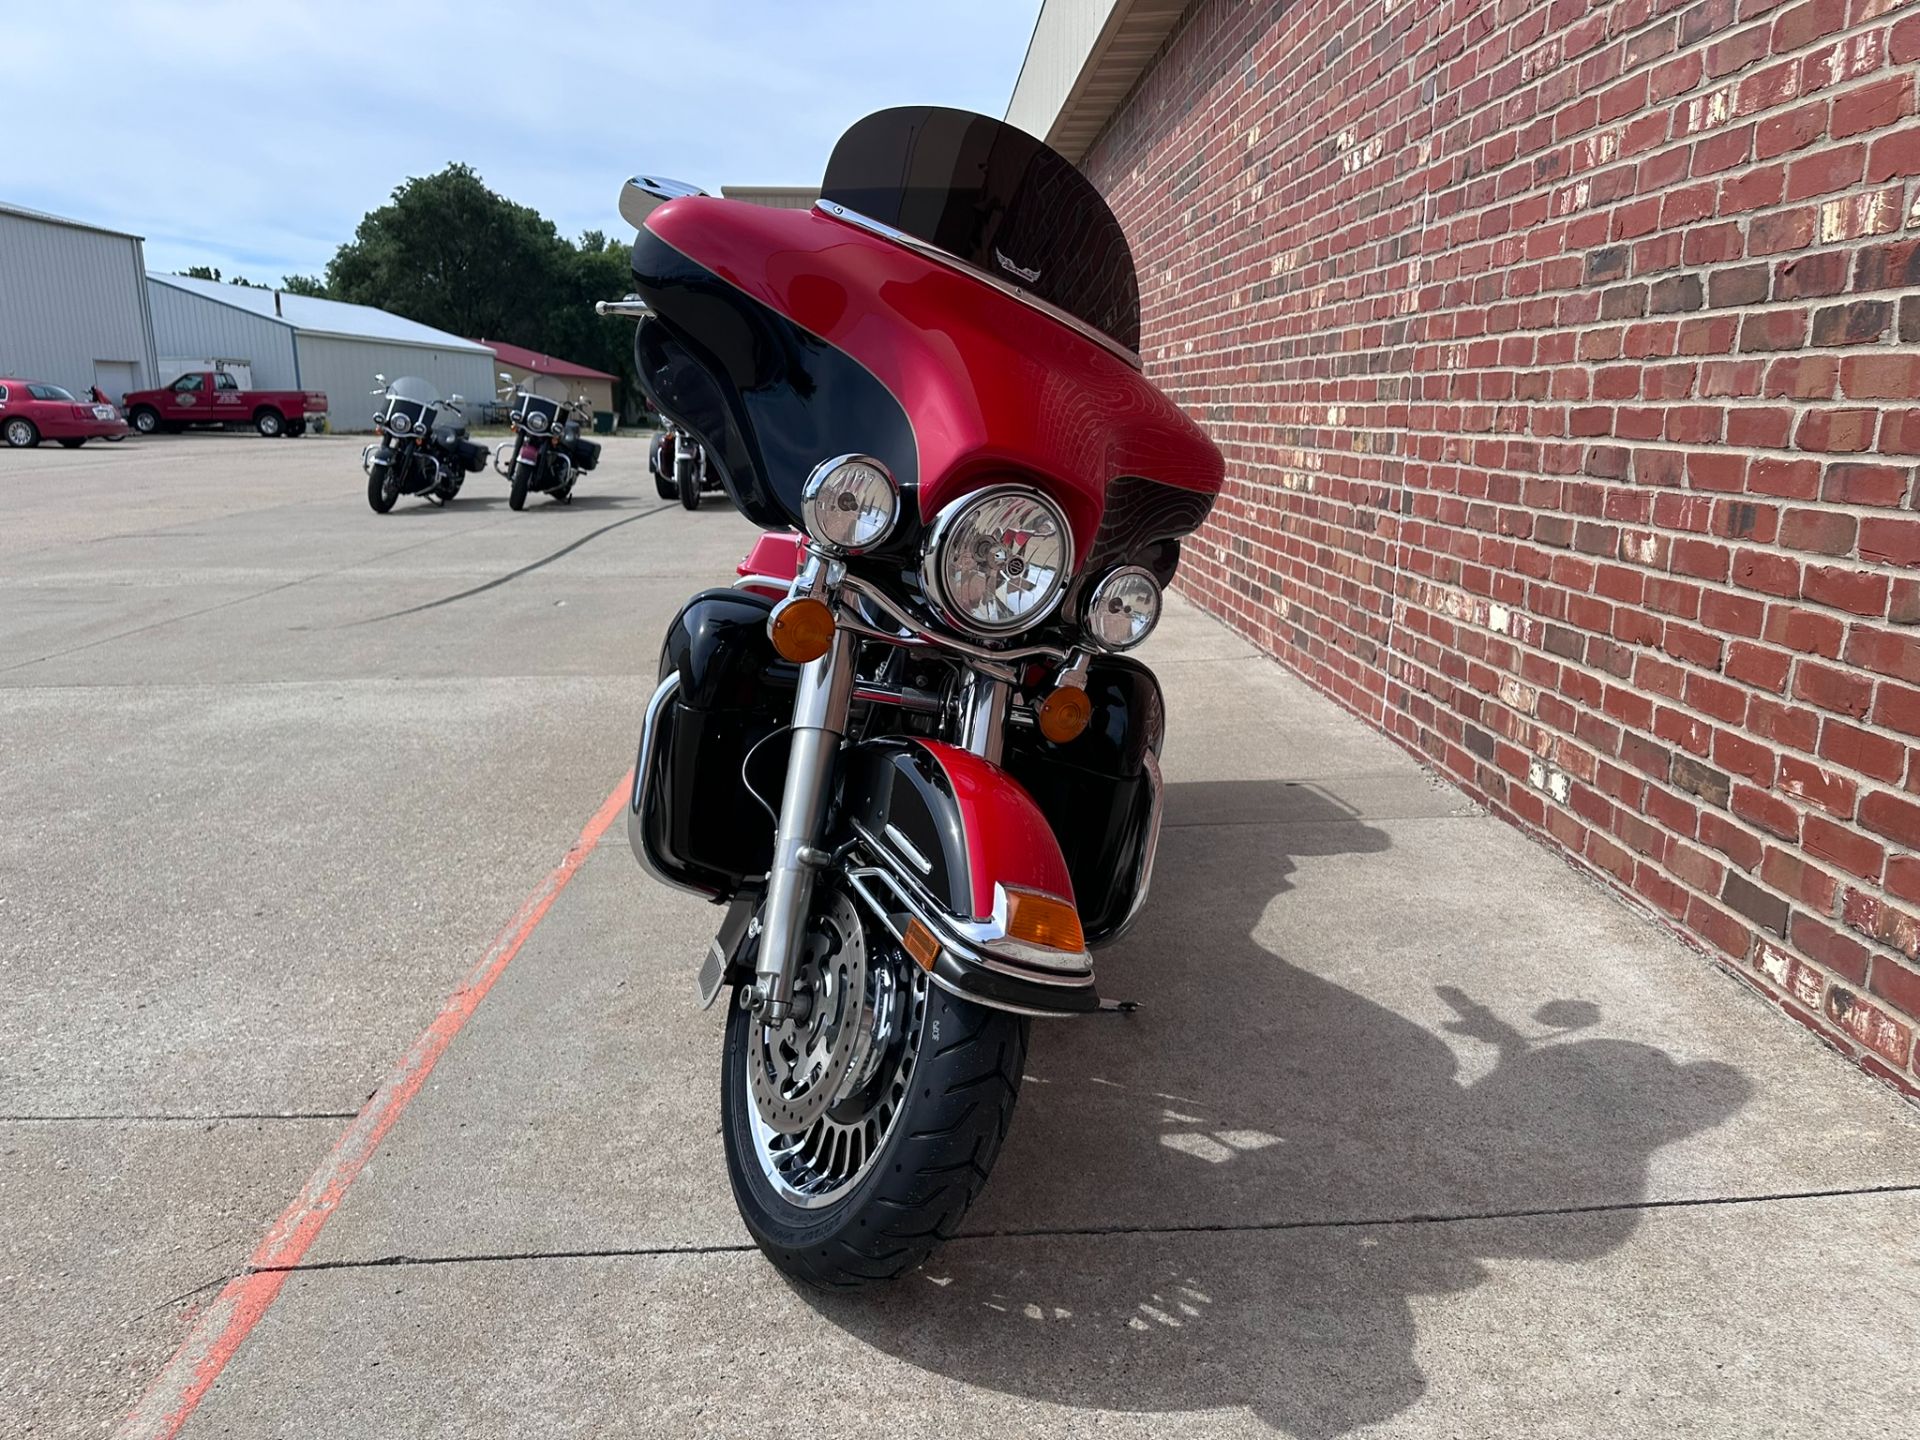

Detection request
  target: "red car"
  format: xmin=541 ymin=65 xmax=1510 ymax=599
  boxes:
xmin=0 ymin=378 xmax=129 ymax=448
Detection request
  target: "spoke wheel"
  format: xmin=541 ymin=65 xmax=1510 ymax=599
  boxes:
xmin=745 ymin=888 xmax=925 ymax=1207
xmin=722 ymin=883 xmax=1028 ymax=1288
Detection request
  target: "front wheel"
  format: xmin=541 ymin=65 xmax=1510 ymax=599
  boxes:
xmin=720 ymin=887 xmax=1028 ymax=1288
xmin=679 ymin=470 xmax=701 ymax=511
xmin=509 ymin=460 xmax=531 ymax=511
xmin=128 ymin=407 xmax=159 ymax=436
xmin=366 ymin=462 xmax=398 ymax=513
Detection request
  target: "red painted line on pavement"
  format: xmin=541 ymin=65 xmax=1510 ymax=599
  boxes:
xmin=118 ymin=770 xmax=636 ymax=1440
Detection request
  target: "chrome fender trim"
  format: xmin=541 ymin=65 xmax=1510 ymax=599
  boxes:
xmin=842 ymin=859 xmax=1099 ymax=1020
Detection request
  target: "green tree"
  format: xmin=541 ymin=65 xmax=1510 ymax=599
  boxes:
xmin=317 ymin=164 xmax=649 ymax=421
xmin=280 ymin=274 xmax=329 ymax=297
xmin=323 ymin=164 xmax=565 ymax=342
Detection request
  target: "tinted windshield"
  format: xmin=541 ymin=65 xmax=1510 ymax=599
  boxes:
xmin=385 ymin=376 xmax=440 ymax=405
xmin=820 ymin=106 xmax=1140 ymax=353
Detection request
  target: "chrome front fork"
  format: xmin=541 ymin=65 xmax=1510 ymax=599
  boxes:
xmin=751 ymin=626 xmax=856 ymax=1023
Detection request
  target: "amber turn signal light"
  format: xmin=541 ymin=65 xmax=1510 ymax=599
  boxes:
xmin=768 ymin=596 xmax=836 ymax=663
xmin=902 ymin=917 xmax=940 ymax=971
xmin=1004 ymin=887 xmax=1085 ymax=953
xmin=1036 ymin=685 xmax=1093 ymax=743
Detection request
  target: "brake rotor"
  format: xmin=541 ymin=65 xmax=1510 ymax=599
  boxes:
xmin=748 ymin=887 xmax=868 ymax=1136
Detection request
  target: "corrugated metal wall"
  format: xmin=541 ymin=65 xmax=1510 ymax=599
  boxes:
xmin=296 ymin=336 xmax=498 ymax=433
xmin=0 ymin=210 xmax=159 ymax=400
xmin=147 ymin=281 xmax=299 ymax=389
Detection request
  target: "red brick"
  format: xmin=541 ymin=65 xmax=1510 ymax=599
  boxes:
xmin=1801 ymin=566 xmax=1890 ymax=616
xmin=1818 ymin=718 xmax=1907 ymax=780
xmin=1869 ymin=958 xmax=1920 ymax=1025
xmin=1726 ymin=640 xmax=1792 ymax=690
xmin=1826 ymin=986 xmax=1915 ymax=1066
xmin=1842 ymin=353 xmax=1920 ymax=400
xmin=1791 ymin=911 xmax=1871 ymax=984
xmin=1778 ymin=508 xmax=1856 ymax=555
xmin=1763 ymin=605 xmax=1845 ymax=657
xmin=1802 ymin=812 xmax=1885 ymax=881
xmin=1843 ymin=626 xmax=1920 ymax=683
xmin=1792 ymin=659 xmax=1875 ymax=716
xmin=1732 ymin=548 xmax=1801 ymax=597
xmin=1777 ymin=753 xmax=1856 ymax=817
xmin=1859 ymin=517 xmax=1920 ymax=565
xmin=1873 ymin=681 xmax=1920 ymax=736
xmin=1732 ymin=782 xmax=1801 ymax=838
xmin=1832 ymin=75 xmax=1915 ymax=140
xmin=1861 ymin=789 xmax=1920 ymax=848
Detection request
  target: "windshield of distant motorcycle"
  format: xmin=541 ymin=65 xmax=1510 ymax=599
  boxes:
xmin=385 ymin=376 xmax=440 ymax=406
xmin=819 ymin=106 xmax=1142 ymax=354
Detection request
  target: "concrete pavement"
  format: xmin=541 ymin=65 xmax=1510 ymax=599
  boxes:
xmin=3 ymin=433 xmax=1916 ymax=1436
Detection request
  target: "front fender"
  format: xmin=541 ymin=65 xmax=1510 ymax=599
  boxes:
xmin=836 ymin=738 xmax=1096 ymax=1017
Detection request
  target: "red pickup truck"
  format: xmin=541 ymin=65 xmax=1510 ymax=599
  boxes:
xmin=122 ymin=371 xmax=328 ymax=438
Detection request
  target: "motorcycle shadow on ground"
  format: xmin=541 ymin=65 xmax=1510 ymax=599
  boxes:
xmin=803 ymin=779 xmax=1753 ymax=1437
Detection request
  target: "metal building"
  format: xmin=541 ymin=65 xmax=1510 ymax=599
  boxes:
xmin=0 ymin=201 xmax=160 ymax=402
xmin=146 ymin=275 xmax=498 ymax=432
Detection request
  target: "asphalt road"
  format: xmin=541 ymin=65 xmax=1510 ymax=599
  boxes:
xmin=3 ymin=433 xmax=1917 ymax=1437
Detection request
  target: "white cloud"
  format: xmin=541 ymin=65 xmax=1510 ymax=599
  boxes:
xmin=3 ymin=0 xmax=1037 ymax=279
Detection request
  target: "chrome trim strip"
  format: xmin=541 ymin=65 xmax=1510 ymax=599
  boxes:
xmin=815 ymin=201 xmax=1144 ymax=372
xmin=1108 ymin=747 xmax=1165 ymax=943
xmin=628 ymin=673 xmax=713 ymax=897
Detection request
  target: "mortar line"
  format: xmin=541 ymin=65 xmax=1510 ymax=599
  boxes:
xmin=246 ymin=1179 xmax=1920 ymax=1277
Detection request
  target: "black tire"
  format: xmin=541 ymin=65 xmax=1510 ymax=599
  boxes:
xmin=654 ymin=470 xmax=677 ymax=501
xmin=366 ymin=462 xmax=398 ymax=514
xmin=680 ymin=473 xmax=702 ymax=510
xmin=721 ymin=973 xmax=1028 ymax=1289
xmin=58 ymin=438 xmax=86 ymax=449
xmin=287 ymin=421 xmax=307 ymax=438
xmin=4 ymin=417 xmax=39 ymax=448
xmin=128 ymin=407 xmax=159 ymax=436
xmin=254 ymin=409 xmax=284 ymax=438
xmin=509 ymin=460 xmax=531 ymax=511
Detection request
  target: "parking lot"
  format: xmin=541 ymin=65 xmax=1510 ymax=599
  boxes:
xmin=5 ymin=433 xmax=1919 ymax=1437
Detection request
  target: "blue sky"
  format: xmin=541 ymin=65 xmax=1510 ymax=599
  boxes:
xmin=1 ymin=0 xmax=1039 ymax=281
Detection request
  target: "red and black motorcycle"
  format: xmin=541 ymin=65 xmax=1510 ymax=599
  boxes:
xmin=605 ymin=108 xmax=1223 ymax=1287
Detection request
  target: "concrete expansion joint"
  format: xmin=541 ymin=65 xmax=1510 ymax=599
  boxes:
xmin=234 ymin=1181 xmax=1920 ymax=1280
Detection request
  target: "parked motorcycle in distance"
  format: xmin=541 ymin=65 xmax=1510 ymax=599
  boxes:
xmin=363 ymin=375 xmax=488 ymax=513
xmin=608 ymin=109 xmax=1224 ymax=1288
xmin=647 ymin=424 xmax=723 ymax=510
xmin=495 ymin=373 xmax=601 ymax=510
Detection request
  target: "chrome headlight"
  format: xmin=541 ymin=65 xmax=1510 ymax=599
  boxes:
xmin=1083 ymin=565 xmax=1162 ymax=651
xmin=525 ymin=409 xmax=549 ymax=433
xmin=802 ymin=454 xmax=898 ymax=553
xmin=921 ymin=487 xmax=1073 ymax=637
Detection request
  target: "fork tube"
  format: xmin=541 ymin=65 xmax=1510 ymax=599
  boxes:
xmin=755 ymin=627 xmax=856 ymax=1021
xmin=957 ymin=669 xmax=1010 ymax=764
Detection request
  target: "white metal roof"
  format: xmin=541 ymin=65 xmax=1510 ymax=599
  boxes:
xmin=146 ymin=273 xmax=494 ymax=355
xmin=0 ymin=198 xmax=145 ymax=242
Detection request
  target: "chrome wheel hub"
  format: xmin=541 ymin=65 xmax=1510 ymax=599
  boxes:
xmin=746 ymin=887 xmax=926 ymax=1208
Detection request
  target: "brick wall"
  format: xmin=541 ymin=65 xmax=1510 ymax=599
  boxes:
xmin=1085 ymin=0 xmax=1920 ymax=1097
